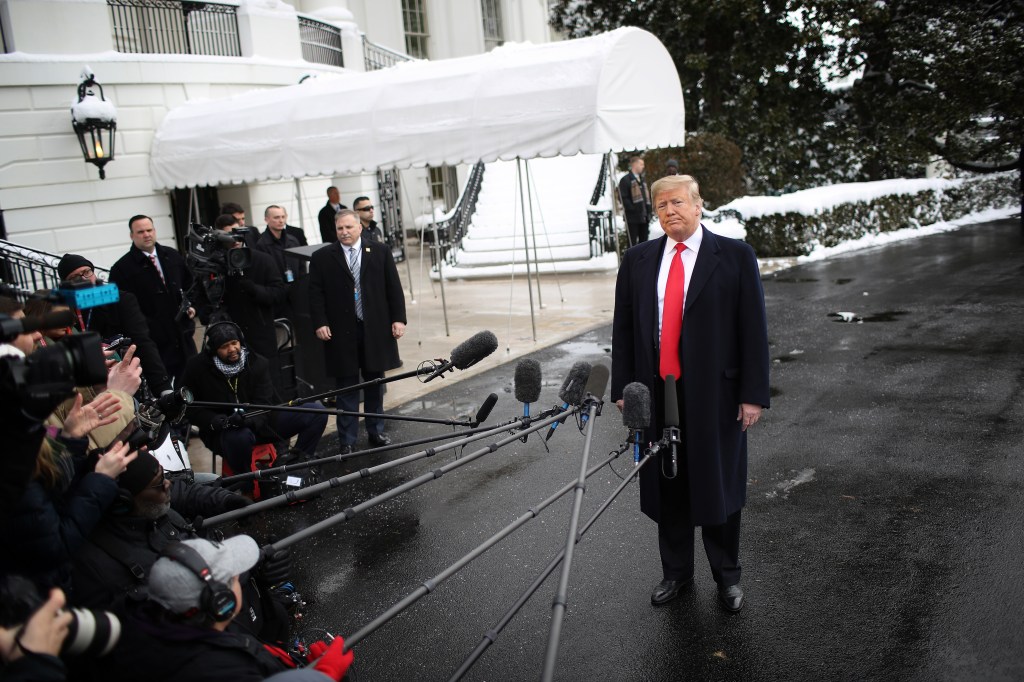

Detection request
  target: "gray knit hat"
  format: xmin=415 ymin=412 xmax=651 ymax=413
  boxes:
xmin=147 ymin=536 xmax=260 ymax=615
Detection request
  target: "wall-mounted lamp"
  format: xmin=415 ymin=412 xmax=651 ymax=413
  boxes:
xmin=71 ymin=67 xmax=117 ymax=180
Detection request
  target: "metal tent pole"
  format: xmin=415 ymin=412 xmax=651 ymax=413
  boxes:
xmin=606 ymin=153 xmax=624 ymax=263
xmin=515 ymin=158 xmax=537 ymax=342
xmin=293 ymin=178 xmax=305 ymax=236
xmin=426 ymin=166 xmax=450 ymax=337
xmin=523 ymin=158 xmax=543 ymax=309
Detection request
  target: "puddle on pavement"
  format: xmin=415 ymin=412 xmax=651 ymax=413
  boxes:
xmin=773 ymin=356 xmax=796 ymax=363
xmin=829 ymin=310 xmax=909 ymax=323
xmin=771 ymin=276 xmax=819 ymax=283
xmin=769 ymin=386 xmax=782 ymax=397
xmin=834 ymin=278 xmax=854 ymax=285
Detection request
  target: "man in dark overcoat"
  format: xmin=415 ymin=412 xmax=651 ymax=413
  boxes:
xmin=317 ymin=186 xmax=347 ymax=244
xmin=309 ymin=209 xmax=407 ymax=453
xmin=611 ymin=174 xmax=769 ymax=613
xmin=618 ymin=155 xmax=653 ymax=245
xmin=109 ymin=215 xmax=197 ymax=384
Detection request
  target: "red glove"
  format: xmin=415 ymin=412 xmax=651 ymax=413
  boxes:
xmin=309 ymin=638 xmax=354 ymax=681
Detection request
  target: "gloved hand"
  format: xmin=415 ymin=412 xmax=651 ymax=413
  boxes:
xmin=227 ymin=412 xmax=246 ymax=428
xmin=210 ymin=415 xmax=229 ymax=431
xmin=255 ymin=545 xmax=292 ymax=586
xmin=238 ymin=278 xmax=257 ymax=295
xmin=308 ymin=638 xmax=354 ymax=681
xmin=220 ymin=492 xmax=252 ymax=511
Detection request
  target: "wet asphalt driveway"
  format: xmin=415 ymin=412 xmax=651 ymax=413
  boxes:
xmin=232 ymin=218 xmax=1024 ymax=681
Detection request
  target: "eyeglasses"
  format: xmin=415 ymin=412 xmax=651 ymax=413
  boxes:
xmin=67 ymin=268 xmax=94 ymax=282
xmin=356 ymin=205 xmax=374 ymax=212
xmin=148 ymin=471 xmax=166 ymax=490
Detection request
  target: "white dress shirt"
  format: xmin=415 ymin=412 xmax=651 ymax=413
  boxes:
xmin=656 ymin=225 xmax=703 ymax=336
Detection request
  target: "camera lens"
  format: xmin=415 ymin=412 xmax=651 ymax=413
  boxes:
xmin=62 ymin=608 xmax=121 ymax=657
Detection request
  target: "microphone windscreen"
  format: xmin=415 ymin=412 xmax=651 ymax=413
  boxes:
xmin=450 ymin=330 xmax=499 ymax=369
xmin=513 ymin=358 xmax=542 ymax=403
xmin=474 ymin=393 xmax=499 ymax=424
xmin=584 ymin=363 xmax=610 ymax=401
xmin=664 ymin=375 xmax=680 ymax=428
xmin=558 ymin=361 xmax=592 ymax=406
xmin=622 ymin=382 xmax=651 ymax=430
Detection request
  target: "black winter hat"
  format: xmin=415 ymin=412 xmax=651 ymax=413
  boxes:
xmin=206 ymin=321 xmax=242 ymax=353
xmin=116 ymin=448 xmax=161 ymax=496
xmin=57 ymin=254 xmax=94 ymax=281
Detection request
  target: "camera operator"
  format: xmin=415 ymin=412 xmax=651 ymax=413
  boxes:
xmin=101 ymin=536 xmax=353 ymax=682
xmin=0 ymin=585 xmax=72 ymax=682
xmin=193 ymin=215 xmax=285 ymax=372
xmin=182 ymin=323 xmax=327 ymax=498
xmin=57 ymin=254 xmax=172 ymax=396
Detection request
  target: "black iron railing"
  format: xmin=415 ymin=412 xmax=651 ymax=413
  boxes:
xmin=423 ymin=161 xmax=486 ymax=267
xmin=0 ymin=240 xmax=110 ymax=299
xmin=587 ymin=153 xmax=616 ymax=255
xmin=362 ymin=35 xmax=412 ymax=71
xmin=298 ymin=15 xmax=343 ymax=68
xmin=107 ymin=0 xmax=241 ymax=57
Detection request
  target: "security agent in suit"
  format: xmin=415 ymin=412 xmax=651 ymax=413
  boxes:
xmin=618 ymin=155 xmax=653 ymax=245
xmin=610 ymin=174 xmax=769 ymax=612
xmin=109 ymin=215 xmax=197 ymax=384
xmin=309 ymin=209 xmax=407 ymax=453
xmin=317 ymin=186 xmax=348 ymax=244
xmin=352 ymin=196 xmax=384 ymax=243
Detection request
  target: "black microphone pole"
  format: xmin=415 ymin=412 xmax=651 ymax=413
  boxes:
xmin=540 ymin=364 xmax=607 ymax=682
xmin=263 ymin=407 xmax=578 ymax=554
xmin=188 ymin=400 xmax=474 ymax=427
xmin=214 ymin=393 xmax=501 ymax=485
xmin=450 ymin=450 xmax=657 ymax=681
xmin=275 ymin=363 xmax=438 ymax=407
xmin=662 ymin=375 xmax=681 ymax=479
xmin=341 ymin=443 xmax=629 ymax=653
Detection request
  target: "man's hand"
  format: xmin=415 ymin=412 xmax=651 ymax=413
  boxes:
xmin=0 ymin=589 xmax=73 ymax=663
xmin=187 ymin=306 xmax=196 ymax=320
xmin=315 ymin=325 xmax=332 ymax=341
xmin=615 ymin=399 xmax=624 ymax=413
xmin=62 ymin=391 xmax=122 ymax=438
xmin=95 ymin=441 xmax=139 ymax=479
xmin=737 ymin=403 xmax=762 ymax=431
xmin=392 ymin=321 xmax=406 ymax=339
xmin=106 ymin=345 xmax=142 ymax=395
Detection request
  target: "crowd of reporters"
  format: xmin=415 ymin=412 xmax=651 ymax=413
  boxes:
xmin=0 ymin=205 xmax=351 ymax=680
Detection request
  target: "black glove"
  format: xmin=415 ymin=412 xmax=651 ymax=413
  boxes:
xmin=256 ymin=546 xmax=292 ymax=587
xmin=220 ymin=491 xmax=252 ymax=511
xmin=210 ymin=415 xmax=229 ymax=431
xmin=238 ymin=278 xmax=257 ymax=295
xmin=227 ymin=412 xmax=247 ymax=428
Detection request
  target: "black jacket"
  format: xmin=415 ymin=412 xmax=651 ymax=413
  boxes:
xmin=255 ymin=229 xmax=307 ymax=286
xmin=308 ymin=240 xmax=406 ymax=377
xmin=362 ymin=219 xmax=383 ymax=243
xmin=109 ymin=243 xmax=197 ymax=378
xmin=182 ymin=350 xmax=279 ymax=448
xmin=285 ymin=224 xmax=308 ymax=247
xmin=317 ymin=201 xmax=346 ymax=244
xmin=618 ymin=172 xmax=652 ymax=225
xmin=78 ymin=286 xmax=172 ymax=394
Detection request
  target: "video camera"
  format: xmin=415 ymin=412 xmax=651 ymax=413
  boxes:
xmin=185 ymin=222 xmax=252 ymax=278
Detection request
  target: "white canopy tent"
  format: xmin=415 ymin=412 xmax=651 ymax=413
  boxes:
xmin=149 ymin=27 xmax=684 ymax=188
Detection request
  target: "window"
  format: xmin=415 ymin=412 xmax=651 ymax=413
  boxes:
xmin=429 ymin=166 xmax=460 ymax=211
xmin=402 ymin=0 xmax=429 ymax=59
xmin=481 ymin=0 xmax=504 ymax=51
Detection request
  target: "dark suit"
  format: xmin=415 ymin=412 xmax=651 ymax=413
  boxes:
xmin=109 ymin=243 xmax=197 ymax=383
xmin=611 ymin=226 xmax=769 ymax=585
xmin=318 ymin=202 xmax=347 ymax=244
xmin=308 ymin=240 xmax=406 ymax=445
xmin=618 ymin=172 xmax=652 ymax=244
xmin=284 ymin=224 xmax=308 ymax=247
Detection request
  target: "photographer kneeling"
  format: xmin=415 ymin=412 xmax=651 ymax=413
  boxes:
xmin=183 ymin=322 xmax=327 ymax=497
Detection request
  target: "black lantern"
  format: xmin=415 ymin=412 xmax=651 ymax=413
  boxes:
xmin=71 ymin=68 xmax=117 ymax=180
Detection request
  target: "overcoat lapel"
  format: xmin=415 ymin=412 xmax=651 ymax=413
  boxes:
xmin=639 ymin=236 xmax=666 ymax=353
xmin=330 ymin=242 xmax=355 ymax=283
xmin=685 ymin=226 xmax=720 ymax=311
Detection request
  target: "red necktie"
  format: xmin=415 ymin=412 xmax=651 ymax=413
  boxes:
xmin=149 ymin=253 xmax=165 ymax=286
xmin=659 ymin=243 xmax=686 ymax=380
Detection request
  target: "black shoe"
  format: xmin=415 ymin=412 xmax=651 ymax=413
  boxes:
xmin=338 ymin=444 xmax=355 ymax=455
xmin=650 ymin=578 xmax=692 ymax=606
xmin=368 ymin=433 xmax=392 ymax=447
xmin=718 ymin=584 xmax=744 ymax=613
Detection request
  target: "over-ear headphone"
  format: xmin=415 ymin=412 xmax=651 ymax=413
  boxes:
xmin=202 ymin=319 xmax=246 ymax=356
xmin=159 ymin=542 xmax=238 ymax=622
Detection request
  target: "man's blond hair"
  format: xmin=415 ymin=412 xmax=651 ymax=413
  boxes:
xmin=650 ymin=174 xmax=702 ymax=206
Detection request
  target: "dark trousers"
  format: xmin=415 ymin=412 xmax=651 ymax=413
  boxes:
xmin=627 ymin=220 xmax=650 ymax=245
xmin=219 ymin=405 xmax=328 ymax=486
xmin=335 ymin=321 xmax=385 ymax=446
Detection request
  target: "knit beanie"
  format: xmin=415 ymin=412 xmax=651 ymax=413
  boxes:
xmin=117 ymin=448 xmax=161 ymax=495
xmin=57 ymin=254 xmax=94 ymax=281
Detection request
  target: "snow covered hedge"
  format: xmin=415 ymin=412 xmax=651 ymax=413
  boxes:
xmin=723 ymin=173 xmax=1019 ymax=257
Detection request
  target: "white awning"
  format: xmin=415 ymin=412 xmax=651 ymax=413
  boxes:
xmin=149 ymin=27 xmax=685 ymax=189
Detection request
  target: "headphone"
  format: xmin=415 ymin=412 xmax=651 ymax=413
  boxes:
xmin=202 ymin=319 xmax=246 ymax=356
xmin=159 ymin=542 xmax=238 ymax=622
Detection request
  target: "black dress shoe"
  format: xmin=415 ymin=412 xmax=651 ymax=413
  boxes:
xmin=338 ymin=444 xmax=355 ymax=455
xmin=650 ymin=578 xmax=692 ymax=606
xmin=718 ymin=584 xmax=744 ymax=613
xmin=368 ymin=433 xmax=392 ymax=447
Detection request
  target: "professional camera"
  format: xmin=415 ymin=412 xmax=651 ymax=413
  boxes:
xmin=0 ymin=575 xmax=121 ymax=658
xmin=185 ymin=222 xmax=252 ymax=278
xmin=0 ymin=318 xmax=107 ymax=419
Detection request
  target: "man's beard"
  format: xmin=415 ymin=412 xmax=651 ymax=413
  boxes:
xmin=136 ymin=498 xmax=171 ymax=520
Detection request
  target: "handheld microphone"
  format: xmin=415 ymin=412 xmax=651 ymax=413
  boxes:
xmin=423 ymin=330 xmax=499 ymax=382
xmin=579 ymin=363 xmax=609 ymax=426
xmin=663 ymin=375 xmax=681 ymax=479
xmin=622 ymin=382 xmax=651 ymax=465
xmin=545 ymin=361 xmax=591 ymax=442
xmin=471 ymin=393 xmax=499 ymax=427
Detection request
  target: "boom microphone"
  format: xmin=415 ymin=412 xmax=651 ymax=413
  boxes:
xmin=471 ymin=393 xmax=499 ymax=427
xmin=663 ymin=375 xmax=681 ymax=479
xmin=622 ymin=382 xmax=650 ymax=464
xmin=579 ymin=364 xmax=609 ymax=426
xmin=423 ymin=331 xmax=499 ymax=382
xmin=514 ymin=358 xmax=542 ymax=417
xmin=545 ymin=361 xmax=592 ymax=442
xmin=6 ymin=309 xmax=76 ymax=337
